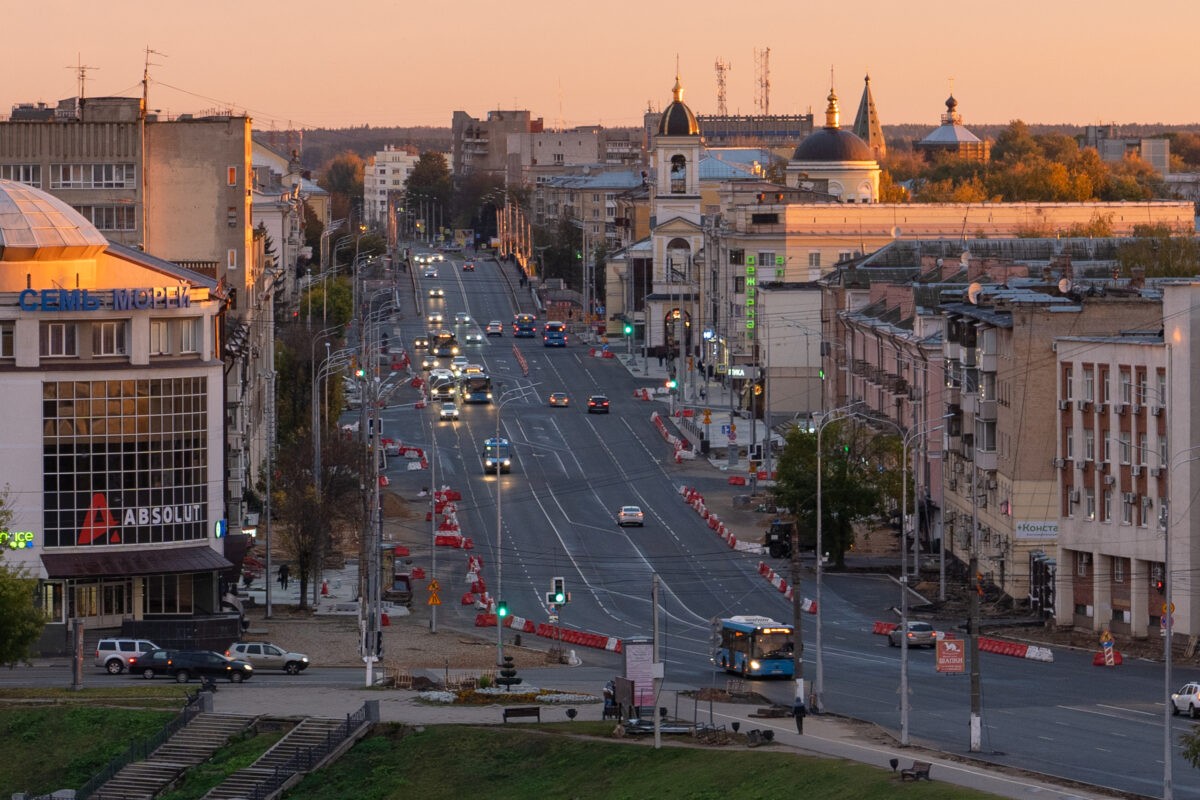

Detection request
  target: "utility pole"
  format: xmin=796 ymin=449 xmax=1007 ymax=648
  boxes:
xmin=969 ymin=456 xmax=982 ymax=752
xmin=652 ymin=573 xmax=662 ymax=749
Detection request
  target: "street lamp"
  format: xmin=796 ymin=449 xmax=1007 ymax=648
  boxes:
xmin=492 ymin=384 xmax=537 ymax=667
xmin=810 ymin=401 xmax=862 ymax=714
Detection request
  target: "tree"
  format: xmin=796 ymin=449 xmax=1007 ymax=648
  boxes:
xmin=773 ymin=421 xmax=897 ymax=568
xmin=1116 ymin=224 xmax=1200 ymax=277
xmin=0 ymin=485 xmax=44 ymax=666
xmin=318 ymin=152 xmax=365 ymax=225
xmin=1183 ymin=725 xmax=1200 ymax=771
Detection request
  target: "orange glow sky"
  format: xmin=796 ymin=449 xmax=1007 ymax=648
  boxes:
xmin=4 ymin=1 xmax=1196 ymax=130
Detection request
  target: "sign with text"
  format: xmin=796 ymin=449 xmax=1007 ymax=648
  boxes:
xmin=936 ymin=638 xmax=965 ymax=673
xmin=622 ymin=638 xmax=656 ymax=706
xmin=1015 ymin=520 xmax=1058 ymax=540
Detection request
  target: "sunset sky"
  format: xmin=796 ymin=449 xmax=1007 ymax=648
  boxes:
xmin=4 ymin=1 xmax=1196 ymax=131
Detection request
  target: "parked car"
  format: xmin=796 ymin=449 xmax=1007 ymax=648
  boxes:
xmin=587 ymin=395 xmax=610 ymax=414
xmin=439 ymin=402 xmax=460 ymax=421
xmin=226 ymin=641 xmax=310 ymax=674
xmin=485 ymin=321 xmax=504 ymax=337
xmin=1172 ymin=682 xmax=1200 ymax=717
xmin=133 ymin=649 xmax=254 ymax=682
xmin=617 ymin=505 xmax=645 ymax=527
xmin=548 ymin=392 xmax=569 ymax=407
xmin=888 ymin=621 xmax=937 ymax=648
xmin=95 ymin=638 xmax=161 ymax=674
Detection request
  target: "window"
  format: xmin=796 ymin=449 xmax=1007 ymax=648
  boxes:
xmin=1119 ymin=368 xmax=1132 ymax=403
xmin=1156 ymin=370 xmax=1167 ymax=409
xmin=40 ymin=322 xmax=77 ymax=357
xmin=150 ymin=320 xmax=170 ymax=355
xmin=808 ymin=252 xmax=821 ymax=268
xmin=1122 ymin=495 xmax=1133 ymax=524
xmin=1139 ymin=433 xmax=1148 ymax=466
xmin=1085 ymin=488 xmax=1096 ymax=520
xmin=757 ymin=253 xmax=775 ymax=272
xmin=1083 ymin=367 xmax=1094 ymax=401
xmin=669 ymin=154 xmax=687 ymax=193
xmin=92 ymin=321 xmax=127 ymax=356
xmin=1136 ymin=369 xmax=1148 ymax=405
xmin=1102 ymin=432 xmax=1111 ymax=463
xmin=1159 ymin=435 xmax=1168 ymax=467
xmin=227 ymin=167 xmax=237 ymax=186
xmin=1113 ymin=557 xmax=1125 ymax=583
xmin=74 ymin=205 xmax=136 ymax=231
xmin=227 ymin=206 xmax=238 ymax=227
xmin=0 ymin=164 xmax=41 ymax=186
xmin=838 ymin=250 xmax=853 ymax=262
xmin=1119 ymin=432 xmax=1131 ymax=464
xmin=180 ymin=319 xmax=198 ymax=353
xmin=1102 ymin=489 xmax=1112 ymax=522
xmin=1084 ymin=428 xmax=1095 ymax=461
xmin=50 ymin=163 xmax=135 ymax=189
xmin=0 ymin=321 xmax=12 ymax=358
xmin=1066 ymin=428 xmax=1074 ymax=460
xmin=1100 ymin=368 xmax=1110 ymax=404
xmin=733 ymin=276 xmax=746 ymax=294
xmin=1064 ymin=366 xmax=1074 ymax=400
xmin=1076 ymin=552 xmax=1089 ymax=577
xmin=729 ymin=249 xmax=744 ymax=266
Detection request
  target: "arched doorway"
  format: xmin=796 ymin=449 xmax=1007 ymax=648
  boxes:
xmin=663 ymin=308 xmax=692 ymax=356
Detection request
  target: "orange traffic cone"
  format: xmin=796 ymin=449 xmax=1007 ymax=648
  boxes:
xmin=320 ymin=579 xmax=329 ymax=596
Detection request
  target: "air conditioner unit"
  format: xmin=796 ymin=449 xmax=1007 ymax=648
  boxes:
xmin=1116 ymin=403 xmax=1128 ymax=416
xmin=1051 ymin=458 xmax=1065 ymax=469
xmin=1096 ymin=403 xmax=1108 ymax=414
xmin=1122 ymin=492 xmax=1136 ymax=503
xmin=1132 ymin=404 xmax=1141 ymax=415
xmin=1075 ymin=461 xmax=1086 ymax=471
xmin=1142 ymin=496 xmax=1154 ymax=510
xmin=1100 ymin=460 xmax=1111 ymax=472
xmin=1058 ymin=400 xmax=1071 ymax=411
xmin=1069 ymin=489 xmax=1081 ymax=503
xmin=986 ymin=478 xmax=998 ymax=490
xmin=1076 ymin=400 xmax=1091 ymax=411
xmin=1132 ymin=465 xmax=1143 ymax=477
xmin=1104 ymin=475 xmax=1116 ymax=486
xmin=1150 ymin=467 xmax=1163 ymax=478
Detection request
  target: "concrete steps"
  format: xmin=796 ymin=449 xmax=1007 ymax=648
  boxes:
xmin=203 ymin=718 xmax=349 ymax=800
xmin=90 ymin=712 xmax=255 ymax=800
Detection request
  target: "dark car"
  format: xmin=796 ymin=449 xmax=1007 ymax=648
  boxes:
xmin=133 ymin=648 xmax=254 ymax=683
xmin=587 ymin=395 xmax=610 ymax=414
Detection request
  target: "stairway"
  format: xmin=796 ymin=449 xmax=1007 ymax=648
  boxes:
xmin=90 ymin=713 xmax=256 ymax=800
xmin=203 ymin=717 xmax=353 ymax=800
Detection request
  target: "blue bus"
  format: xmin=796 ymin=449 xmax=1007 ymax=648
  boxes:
xmin=483 ymin=437 xmax=512 ymax=473
xmin=713 ymin=616 xmax=794 ymax=678
xmin=462 ymin=374 xmax=493 ymax=403
xmin=542 ymin=320 xmax=567 ymax=347
xmin=513 ymin=313 xmax=537 ymax=337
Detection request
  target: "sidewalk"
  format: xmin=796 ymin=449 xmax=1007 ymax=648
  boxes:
xmin=208 ymin=684 xmax=1107 ymax=800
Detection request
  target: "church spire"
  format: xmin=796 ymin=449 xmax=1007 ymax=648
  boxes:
xmin=852 ymin=72 xmax=887 ymax=160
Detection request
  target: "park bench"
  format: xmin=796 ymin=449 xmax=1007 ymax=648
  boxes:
xmin=900 ymin=760 xmax=932 ymax=781
xmin=502 ymin=706 xmax=541 ymax=723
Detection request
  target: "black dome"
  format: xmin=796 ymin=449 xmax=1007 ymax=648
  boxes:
xmin=658 ymin=102 xmax=700 ymax=137
xmin=792 ymin=128 xmax=874 ymax=162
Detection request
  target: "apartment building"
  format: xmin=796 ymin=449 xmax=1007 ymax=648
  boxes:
xmin=450 ymin=109 xmax=542 ymax=180
xmin=363 ymin=145 xmax=418 ymax=226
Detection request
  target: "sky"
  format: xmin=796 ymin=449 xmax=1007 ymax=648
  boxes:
xmin=3 ymin=1 xmax=1197 ymax=131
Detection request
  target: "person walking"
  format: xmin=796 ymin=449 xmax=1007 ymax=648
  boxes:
xmin=278 ymin=563 xmax=290 ymax=591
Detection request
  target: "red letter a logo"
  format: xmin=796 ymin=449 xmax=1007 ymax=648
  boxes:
xmin=78 ymin=493 xmax=119 ymax=545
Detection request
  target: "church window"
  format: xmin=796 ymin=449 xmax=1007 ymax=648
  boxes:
xmin=670 ymin=155 xmax=687 ymax=193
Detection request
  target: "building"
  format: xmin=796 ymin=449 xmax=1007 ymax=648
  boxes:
xmin=0 ymin=96 xmax=276 ymax=541
xmin=363 ymin=145 xmax=418 ymax=227
xmin=450 ymin=109 xmax=543 ymax=181
xmin=851 ymin=74 xmax=886 ymax=160
xmin=1082 ymin=125 xmax=1170 ymax=176
xmin=0 ymin=180 xmax=237 ymax=655
xmin=914 ymin=94 xmax=990 ymax=163
xmin=785 ymin=87 xmax=880 ymax=203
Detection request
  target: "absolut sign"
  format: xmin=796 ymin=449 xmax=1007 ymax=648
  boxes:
xmin=18 ymin=287 xmax=192 ymax=312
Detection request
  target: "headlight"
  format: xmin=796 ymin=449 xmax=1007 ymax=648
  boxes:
xmin=749 ymin=660 xmax=761 ymax=671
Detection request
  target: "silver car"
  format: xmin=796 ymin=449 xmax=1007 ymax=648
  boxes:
xmin=95 ymin=638 xmax=161 ymax=674
xmin=225 ymin=641 xmax=310 ymax=674
xmin=888 ymin=621 xmax=937 ymax=648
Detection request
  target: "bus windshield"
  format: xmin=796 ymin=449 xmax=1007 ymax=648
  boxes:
xmin=430 ymin=329 xmax=459 ymax=356
xmin=462 ymin=374 xmax=493 ymax=403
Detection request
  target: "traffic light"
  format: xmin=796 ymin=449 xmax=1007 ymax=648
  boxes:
xmin=552 ymin=577 xmax=566 ymax=604
xmin=1155 ymin=578 xmax=1165 ymax=595
xmin=497 ymin=600 xmax=509 ymax=618
xmin=623 ymin=322 xmax=633 ymax=336
xmin=666 ymin=378 xmax=677 ymax=390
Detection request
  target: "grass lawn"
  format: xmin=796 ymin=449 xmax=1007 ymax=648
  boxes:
xmin=284 ymin=723 xmax=997 ymax=800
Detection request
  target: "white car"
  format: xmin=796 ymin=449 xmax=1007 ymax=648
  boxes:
xmin=1172 ymin=682 xmax=1200 ymax=717
xmin=439 ymin=402 xmax=460 ymax=421
xmin=455 ymin=312 xmax=472 ymax=325
xmin=464 ymin=331 xmax=483 ymax=343
xmin=617 ymin=506 xmax=645 ymax=527
xmin=225 ymin=641 xmax=309 ymax=674
xmin=427 ymin=312 xmax=444 ymax=325
xmin=450 ymin=356 xmax=470 ymax=375
xmin=423 ymin=267 xmax=438 ymax=278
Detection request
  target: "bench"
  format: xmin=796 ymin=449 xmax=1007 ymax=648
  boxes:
xmin=502 ymin=706 xmax=541 ymax=723
xmin=900 ymin=760 xmax=932 ymax=781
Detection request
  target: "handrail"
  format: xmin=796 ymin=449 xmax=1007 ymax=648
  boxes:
xmin=241 ymin=703 xmax=372 ymax=800
xmin=75 ymin=693 xmax=205 ymax=800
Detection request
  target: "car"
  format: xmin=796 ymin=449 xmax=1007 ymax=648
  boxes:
xmin=429 ymin=368 xmax=455 ymax=383
xmin=432 ymin=253 xmax=445 ymax=262
xmin=225 ymin=641 xmax=310 ymax=674
xmin=464 ymin=330 xmax=483 ymax=343
xmin=421 ymin=355 xmax=440 ymax=371
xmin=617 ymin=505 xmax=645 ymax=526
xmin=439 ymin=402 xmax=460 ymax=421
xmin=548 ymin=392 xmax=569 ymax=407
xmin=133 ymin=649 xmax=254 ymax=683
xmin=428 ymin=287 xmax=445 ymax=299
xmin=427 ymin=312 xmax=444 ymax=325
xmin=587 ymin=395 xmax=610 ymax=414
xmin=450 ymin=355 xmax=470 ymax=375
xmin=888 ymin=621 xmax=937 ymax=648
xmin=413 ymin=334 xmax=429 ymax=349
xmin=462 ymin=261 xmax=476 ymax=271
xmin=485 ymin=321 xmax=504 ymax=337
xmin=1172 ymin=683 xmax=1200 ymax=718
xmin=95 ymin=638 xmax=161 ymax=674
xmin=423 ymin=268 xmax=438 ymax=278
xmin=454 ymin=312 xmax=472 ymax=325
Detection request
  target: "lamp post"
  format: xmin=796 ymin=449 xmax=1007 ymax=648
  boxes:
xmin=492 ymin=385 xmax=535 ymax=667
xmin=810 ymin=401 xmax=862 ymax=713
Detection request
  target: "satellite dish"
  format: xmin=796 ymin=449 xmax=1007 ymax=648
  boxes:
xmin=582 ymin=165 xmax=591 ymax=175
xmin=891 ymin=226 xmax=902 ymax=239
xmin=967 ymin=282 xmax=983 ymax=305
xmin=1058 ymin=278 xmax=1073 ymax=294
xmin=960 ymin=251 xmax=970 ymax=267
xmin=935 ymin=257 xmax=944 ymax=268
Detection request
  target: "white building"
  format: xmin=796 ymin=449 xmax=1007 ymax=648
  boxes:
xmin=364 ymin=146 xmax=419 ymax=227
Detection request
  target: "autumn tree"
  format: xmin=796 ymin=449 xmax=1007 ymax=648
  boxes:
xmin=1116 ymin=224 xmax=1200 ymax=277
xmin=318 ymin=152 xmax=365 ymax=224
xmin=773 ymin=421 xmax=900 ymax=568
xmin=0 ymin=485 xmax=44 ymax=666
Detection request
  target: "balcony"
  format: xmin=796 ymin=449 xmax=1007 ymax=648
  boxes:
xmin=975 ymin=449 xmax=998 ymax=472
xmin=978 ymin=399 xmax=997 ymax=420
xmin=960 ymin=393 xmax=978 ymax=415
xmin=979 ymin=351 xmax=998 ymax=372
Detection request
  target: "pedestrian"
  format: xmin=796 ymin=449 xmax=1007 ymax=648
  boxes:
xmin=657 ymin=351 xmax=665 ymax=367
xmin=793 ymin=696 xmax=807 ymax=734
xmin=278 ymin=563 xmax=290 ymax=591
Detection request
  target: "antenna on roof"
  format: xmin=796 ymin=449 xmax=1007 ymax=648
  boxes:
xmin=66 ymin=54 xmax=98 ymax=104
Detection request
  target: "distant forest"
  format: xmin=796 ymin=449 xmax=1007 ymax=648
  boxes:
xmin=265 ymin=122 xmax=1200 ymax=172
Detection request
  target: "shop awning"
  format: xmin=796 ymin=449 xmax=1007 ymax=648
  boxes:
xmin=41 ymin=545 xmax=232 ymax=579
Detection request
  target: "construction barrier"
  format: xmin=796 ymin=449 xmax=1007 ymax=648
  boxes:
xmin=872 ymin=621 xmax=900 ymax=635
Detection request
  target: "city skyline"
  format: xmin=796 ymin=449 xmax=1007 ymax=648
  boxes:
xmin=4 ymin=1 xmax=1198 ymax=131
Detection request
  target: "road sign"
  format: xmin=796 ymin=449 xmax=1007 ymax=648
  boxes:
xmin=428 ymin=578 xmax=441 ymax=606
xmin=936 ymin=639 xmax=965 ymax=673
xmin=720 ymin=424 xmax=731 ymax=435
xmin=1162 ymin=602 xmax=1176 ymax=615
xmin=429 ymin=579 xmax=441 ymax=592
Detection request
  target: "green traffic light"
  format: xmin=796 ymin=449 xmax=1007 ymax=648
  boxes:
xmin=497 ymin=601 xmax=509 ymax=617
xmin=667 ymin=379 xmax=677 ymax=389
xmin=623 ymin=323 xmax=633 ymax=335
